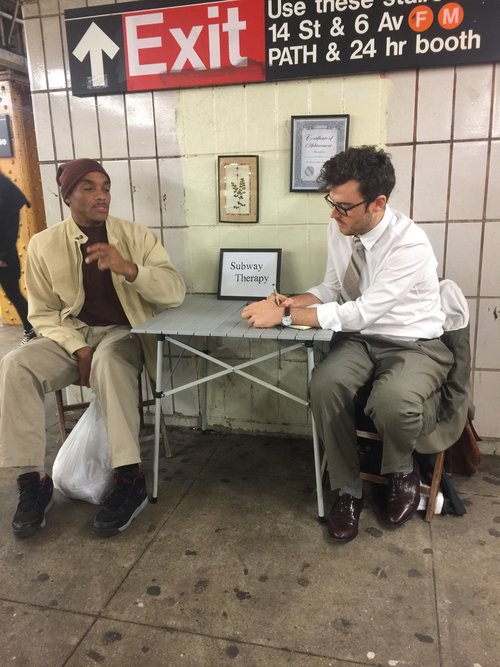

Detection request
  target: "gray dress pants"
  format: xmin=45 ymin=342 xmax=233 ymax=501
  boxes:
xmin=309 ymin=333 xmax=454 ymax=491
xmin=0 ymin=325 xmax=143 ymax=470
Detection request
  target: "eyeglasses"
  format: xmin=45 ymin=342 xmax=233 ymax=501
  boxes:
xmin=324 ymin=195 xmax=368 ymax=216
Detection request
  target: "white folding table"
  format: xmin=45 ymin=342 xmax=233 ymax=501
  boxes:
xmin=132 ymin=295 xmax=333 ymax=519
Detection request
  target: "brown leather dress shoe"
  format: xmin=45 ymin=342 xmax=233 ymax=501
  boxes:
xmin=386 ymin=459 xmax=421 ymax=526
xmin=327 ymin=494 xmax=364 ymax=542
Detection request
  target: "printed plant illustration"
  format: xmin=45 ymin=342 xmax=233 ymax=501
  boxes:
xmin=230 ymin=177 xmax=247 ymax=210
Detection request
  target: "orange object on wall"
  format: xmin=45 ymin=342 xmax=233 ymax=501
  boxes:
xmin=0 ymin=77 xmax=45 ymax=325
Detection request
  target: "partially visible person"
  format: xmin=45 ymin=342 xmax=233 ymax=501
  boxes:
xmin=242 ymin=146 xmax=453 ymax=542
xmin=0 ymin=171 xmax=36 ymax=344
xmin=0 ymin=158 xmax=186 ymax=539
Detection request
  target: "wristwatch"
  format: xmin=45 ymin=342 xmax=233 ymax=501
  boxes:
xmin=281 ymin=306 xmax=293 ymax=327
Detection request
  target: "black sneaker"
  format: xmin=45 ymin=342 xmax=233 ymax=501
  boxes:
xmin=20 ymin=328 xmax=37 ymax=345
xmin=92 ymin=472 xmax=148 ymax=537
xmin=12 ymin=472 xmax=54 ymax=538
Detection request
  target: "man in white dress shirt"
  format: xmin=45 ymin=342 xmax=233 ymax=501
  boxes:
xmin=242 ymin=146 xmax=453 ymax=542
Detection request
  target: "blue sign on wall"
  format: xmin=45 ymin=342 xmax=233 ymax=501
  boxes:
xmin=0 ymin=116 xmax=13 ymax=157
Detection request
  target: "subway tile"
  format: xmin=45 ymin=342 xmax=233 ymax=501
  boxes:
xmin=343 ymin=75 xmax=384 ymax=146
xmin=276 ymin=80 xmax=311 ymax=150
xmin=475 ymin=299 xmax=500 ymax=369
xmin=486 ymin=140 xmax=500 ymax=219
xmin=126 ymin=92 xmax=156 ymax=158
xmin=480 ymin=221 xmax=500 ymax=295
xmin=49 ymin=91 xmax=74 ymax=161
xmin=169 ymin=355 xmax=199 ymax=416
xmin=277 ymin=225 xmax=312 ymax=295
xmin=245 ymin=84 xmax=277 ymax=151
xmin=472 ymin=371 xmax=500 ymax=439
xmin=179 ymin=88 xmax=215 ymax=156
xmin=413 ymin=144 xmax=449 ymax=222
xmin=163 ymin=227 xmax=188 ymax=282
xmin=59 ymin=14 xmax=72 ymax=88
xmin=448 ymin=142 xmax=488 ymax=220
xmin=416 ymin=68 xmax=454 ymax=142
xmin=466 ymin=297 xmax=477 ymax=357
xmin=31 ymin=93 xmax=55 ymax=161
xmin=185 ymin=226 xmax=220 ymax=293
xmin=39 ymin=163 xmax=63 ymax=226
xmin=259 ymin=152 xmax=279 ymax=226
xmin=69 ymin=95 xmax=100 ymax=159
xmin=493 ymin=66 xmax=500 ymax=138
xmin=97 ymin=95 xmax=128 ymax=158
xmin=386 ymin=70 xmax=416 ymax=145
xmin=310 ymin=77 xmax=344 ymax=117
xmin=102 ymin=160 xmax=133 ymax=222
xmin=130 ymin=159 xmax=161 ymax=228
xmin=38 ymin=0 xmax=59 ymax=14
xmin=245 ymin=225 xmax=279 ymax=250
xmin=42 ymin=16 xmax=66 ymax=89
xmin=444 ymin=222 xmax=481 ymax=296
xmin=24 ymin=18 xmax=47 ymax=91
xmin=59 ymin=0 xmax=85 ymax=10
xmin=21 ymin=3 xmax=40 ymax=18
xmin=387 ymin=144 xmax=412 ymax=215
xmin=153 ymin=90 xmax=181 ymax=158
xmin=218 ymin=225 xmax=250 ymax=250
xmin=182 ymin=154 xmax=217 ymax=228
xmin=418 ymin=223 xmax=445 ymax=276
xmin=158 ymin=157 xmax=186 ymax=228
xmin=214 ymin=86 xmax=248 ymax=153
xmin=454 ymin=65 xmax=492 ymax=141
xmin=306 ymin=224 xmax=329 ymax=291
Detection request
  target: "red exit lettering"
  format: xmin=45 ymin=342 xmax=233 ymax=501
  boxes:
xmin=123 ymin=1 xmax=266 ymax=90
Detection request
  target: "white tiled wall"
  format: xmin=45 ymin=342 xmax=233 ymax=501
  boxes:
xmin=22 ymin=2 xmax=500 ymax=440
xmin=386 ymin=66 xmax=500 ymax=441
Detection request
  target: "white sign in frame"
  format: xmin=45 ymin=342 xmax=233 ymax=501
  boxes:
xmin=217 ymin=248 xmax=281 ymax=300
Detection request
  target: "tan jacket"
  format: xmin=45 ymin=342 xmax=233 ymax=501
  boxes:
xmin=25 ymin=215 xmax=186 ymax=377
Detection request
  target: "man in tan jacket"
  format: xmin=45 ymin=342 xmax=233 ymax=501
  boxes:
xmin=0 ymin=158 xmax=186 ymax=538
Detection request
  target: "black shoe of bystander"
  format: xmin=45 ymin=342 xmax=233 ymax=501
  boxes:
xmin=92 ymin=472 xmax=148 ymax=537
xmin=12 ymin=472 xmax=54 ymax=538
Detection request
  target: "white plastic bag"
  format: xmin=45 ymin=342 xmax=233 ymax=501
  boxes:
xmin=52 ymin=398 xmax=114 ymax=504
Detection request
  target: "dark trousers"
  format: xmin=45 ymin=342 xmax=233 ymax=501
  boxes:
xmin=0 ymin=258 xmax=30 ymax=330
xmin=309 ymin=333 xmax=454 ymax=490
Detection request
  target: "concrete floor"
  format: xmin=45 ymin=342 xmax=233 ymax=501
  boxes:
xmin=0 ymin=323 xmax=499 ymax=667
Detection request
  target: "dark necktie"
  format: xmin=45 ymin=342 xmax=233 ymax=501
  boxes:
xmin=338 ymin=235 xmax=366 ymax=304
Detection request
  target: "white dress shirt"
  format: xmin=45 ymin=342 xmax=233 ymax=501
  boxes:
xmin=307 ymin=205 xmax=445 ymax=339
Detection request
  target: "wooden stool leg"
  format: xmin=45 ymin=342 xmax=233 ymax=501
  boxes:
xmin=425 ymin=450 xmax=445 ymax=523
xmin=159 ymin=413 xmax=172 ymax=458
xmin=55 ymin=389 xmax=68 ymax=442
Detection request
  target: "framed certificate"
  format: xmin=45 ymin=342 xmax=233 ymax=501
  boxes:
xmin=217 ymin=248 xmax=281 ymax=300
xmin=290 ymin=115 xmax=349 ymax=192
xmin=218 ymin=155 xmax=259 ymax=222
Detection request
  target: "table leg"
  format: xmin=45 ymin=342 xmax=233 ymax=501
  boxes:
xmin=200 ymin=336 xmax=208 ymax=432
xmin=152 ymin=334 xmax=166 ymax=503
xmin=306 ymin=343 xmax=325 ymax=521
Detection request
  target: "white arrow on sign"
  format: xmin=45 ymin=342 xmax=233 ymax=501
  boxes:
xmin=72 ymin=22 xmax=120 ymax=88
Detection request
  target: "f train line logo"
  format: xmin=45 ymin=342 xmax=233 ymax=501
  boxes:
xmin=408 ymin=2 xmax=479 ymax=55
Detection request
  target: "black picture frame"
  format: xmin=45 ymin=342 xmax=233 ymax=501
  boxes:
xmin=290 ymin=114 xmax=349 ymax=192
xmin=217 ymin=248 xmax=281 ymax=300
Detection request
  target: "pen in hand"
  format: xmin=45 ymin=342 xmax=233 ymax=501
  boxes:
xmin=272 ymin=284 xmax=280 ymax=306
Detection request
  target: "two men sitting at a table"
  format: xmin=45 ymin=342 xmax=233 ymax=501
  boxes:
xmin=243 ymin=146 xmax=453 ymax=542
xmin=0 ymin=158 xmax=185 ymax=539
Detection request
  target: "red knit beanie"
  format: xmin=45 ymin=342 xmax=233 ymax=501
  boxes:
xmin=56 ymin=158 xmax=110 ymax=202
